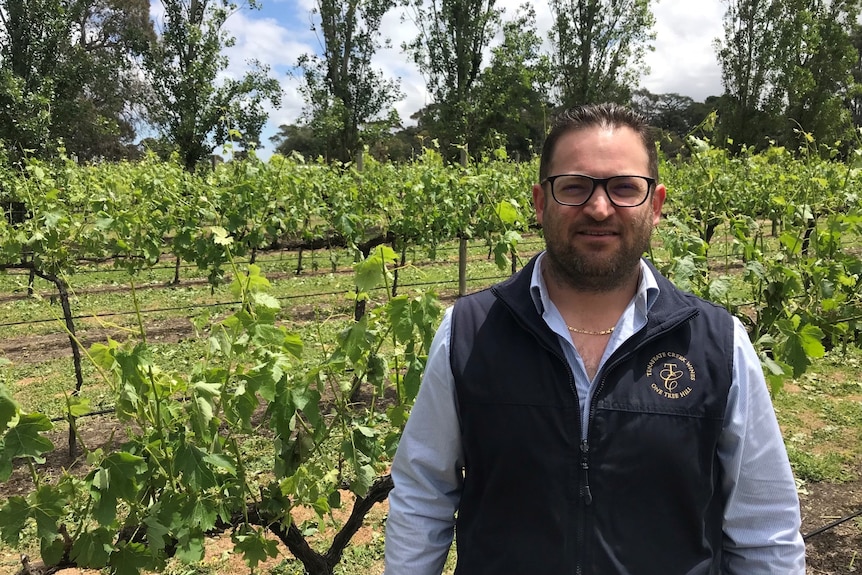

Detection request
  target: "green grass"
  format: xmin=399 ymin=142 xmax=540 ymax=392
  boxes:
xmin=773 ymin=348 xmax=862 ymax=483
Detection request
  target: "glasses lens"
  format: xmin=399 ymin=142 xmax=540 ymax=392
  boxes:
xmin=607 ymin=176 xmax=650 ymax=206
xmin=552 ymin=175 xmax=594 ymax=205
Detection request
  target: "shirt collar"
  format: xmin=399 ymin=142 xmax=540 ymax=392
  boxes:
xmin=529 ymin=251 xmax=660 ymax=317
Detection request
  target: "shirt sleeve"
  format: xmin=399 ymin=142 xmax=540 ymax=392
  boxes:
xmin=719 ymin=317 xmax=806 ymax=573
xmin=384 ymin=308 xmax=463 ymax=575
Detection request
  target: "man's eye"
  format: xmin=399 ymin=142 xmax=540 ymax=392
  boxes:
xmin=560 ymin=180 xmax=590 ymax=193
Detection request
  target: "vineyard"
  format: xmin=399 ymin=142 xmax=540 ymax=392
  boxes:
xmin=1 ymin=139 xmax=862 ymax=574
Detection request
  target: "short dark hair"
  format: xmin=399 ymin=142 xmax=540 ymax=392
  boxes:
xmin=539 ymin=103 xmax=659 ymax=182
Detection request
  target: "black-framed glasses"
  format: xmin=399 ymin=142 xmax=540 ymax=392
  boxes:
xmin=541 ymin=174 xmax=656 ymax=207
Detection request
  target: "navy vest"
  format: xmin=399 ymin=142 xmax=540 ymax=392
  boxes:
xmin=450 ymin=255 xmax=734 ymax=574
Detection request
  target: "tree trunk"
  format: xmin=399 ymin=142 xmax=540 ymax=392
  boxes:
xmin=32 ymin=268 xmax=83 ymax=459
xmin=172 ymin=255 xmax=181 ymax=285
xmin=458 ymin=235 xmax=468 ymax=297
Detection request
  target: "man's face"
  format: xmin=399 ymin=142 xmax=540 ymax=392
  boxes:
xmin=532 ymin=126 xmax=666 ymax=292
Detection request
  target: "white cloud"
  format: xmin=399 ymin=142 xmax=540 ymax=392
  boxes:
xmin=642 ymin=0 xmax=725 ymax=100
xmin=223 ymin=9 xmax=313 ymax=130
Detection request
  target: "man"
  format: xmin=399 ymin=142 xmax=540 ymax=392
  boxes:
xmin=384 ymin=103 xmax=805 ymax=574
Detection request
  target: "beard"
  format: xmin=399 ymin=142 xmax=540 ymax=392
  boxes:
xmin=543 ymin=208 xmax=654 ymax=293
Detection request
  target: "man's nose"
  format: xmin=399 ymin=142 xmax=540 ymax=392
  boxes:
xmin=582 ymin=184 xmax=615 ymax=219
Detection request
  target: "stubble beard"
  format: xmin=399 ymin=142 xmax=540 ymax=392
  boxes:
xmin=544 ymin=212 xmax=654 ymax=293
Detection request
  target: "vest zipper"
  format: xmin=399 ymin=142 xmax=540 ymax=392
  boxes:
xmin=580 ymin=439 xmax=593 ymax=505
xmin=578 ymin=308 xmax=699 ymax=574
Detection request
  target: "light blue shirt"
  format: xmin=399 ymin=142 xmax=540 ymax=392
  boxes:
xmin=384 ymin=253 xmax=806 ymax=574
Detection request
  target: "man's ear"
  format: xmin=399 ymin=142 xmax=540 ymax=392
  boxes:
xmin=533 ymin=183 xmax=547 ymax=226
xmin=651 ymin=183 xmax=667 ymax=225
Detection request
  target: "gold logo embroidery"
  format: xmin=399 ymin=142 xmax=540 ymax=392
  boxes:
xmin=646 ymin=352 xmax=696 ymax=400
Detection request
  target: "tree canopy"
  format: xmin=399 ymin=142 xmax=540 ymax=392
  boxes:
xmin=144 ymin=0 xmax=282 ymax=171
xmin=715 ymin=0 xmax=861 ymax=151
xmin=0 ymin=0 xmax=154 ymax=163
xmin=549 ymin=0 xmax=656 ymax=108
xmin=403 ymin=0 xmax=502 ymax=157
xmin=295 ymin=0 xmax=403 ymax=163
xmin=5 ymin=0 xmax=862 ymax=166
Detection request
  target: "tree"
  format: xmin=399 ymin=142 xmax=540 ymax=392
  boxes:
xmin=717 ymin=0 xmax=862 ymax=151
xmin=270 ymin=123 xmax=330 ymax=160
xmin=548 ymin=0 xmax=656 ymax=108
xmin=715 ymin=0 xmax=791 ymax=149
xmin=0 ymin=0 xmax=154 ymax=163
xmin=144 ymin=0 xmax=282 ymax=172
xmin=849 ymin=24 xmax=862 ymax=130
xmin=775 ymin=0 xmax=861 ymax=150
xmin=368 ymin=123 xmax=426 ymax=162
xmin=403 ymin=0 xmax=501 ymax=157
xmin=631 ymin=90 xmax=716 ymax=135
xmin=631 ymin=89 xmax=717 ymax=157
xmin=468 ymin=5 xmax=553 ymax=159
xmin=297 ymin=0 xmax=403 ymax=163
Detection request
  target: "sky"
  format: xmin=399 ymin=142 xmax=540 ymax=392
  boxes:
xmin=180 ymin=0 xmax=729 ymax=158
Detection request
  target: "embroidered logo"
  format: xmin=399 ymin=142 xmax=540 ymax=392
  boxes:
xmin=646 ymin=352 xmax=696 ymax=399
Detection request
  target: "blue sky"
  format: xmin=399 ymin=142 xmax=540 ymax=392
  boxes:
xmin=155 ymin=0 xmax=727 ymax=158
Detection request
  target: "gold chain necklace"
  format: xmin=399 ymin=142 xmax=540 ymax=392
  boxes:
xmin=566 ymin=324 xmax=615 ymax=336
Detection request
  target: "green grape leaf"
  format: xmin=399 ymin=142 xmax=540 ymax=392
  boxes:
xmin=211 ymin=226 xmax=233 ymax=246
xmin=339 ymin=316 xmax=369 ymax=363
xmin=67 ymin=395 xmax=91 ymax=418
xmin=251 ymin=291 xmax=280 ymax=311
xmin=232 ymin=527 xmax=279 ymax=569
xmin=71 ymin=527 xmax=114 ymax=568
xmin=493 ymin=240 xmax=509 ymax=271
xmin=176 ymin=444 xmax=218 ymax=491
xmin=231 ymin=264 xmax=270 ymax=297
xmin=387 ymin=296 xmax=414 ymax=343
xmin=252 ymin=324 xmax=291 ymax=348
xmin=351 ymin=464 xmax=376 ymax=496
xmin=0 ymin=496 xmax=30 ymax=546
xmin=495 ymin=200 xmax=520 ymax=224
xmin=143 ymin=513 xmax=171 ymax=553
xmin=0 ymin=385 xmax=19 ymax=431
xmin=32 ymin=484 xmax=66 ymax=541
xmin=41 ymin=535 xmax=66 ymax=566
xmin=203 ymin=452 xmax=237 ymax=475
xmin=355 ymin=245 xmax=397 ymax=293
xmin=174 ymin=530 xmax=206 ymax=563
xmin=91 ymin=452 xmax=145 ymax=525
xmin=291 ymin=386 xmax=321 ymax=429
xmin=1 ymin=411 xmax=54 ymax=462
xmin=402 ymin=354 xmax=425 ymax=404
xmin=776 ymin=317 xmax=826 ymax=378
xmin=183 ymin=496 xmax=219 ymax=532
xmin=110 ymin=541 xmax=153 ymax=575
xmin=102 ymin=452 xmax=146 ymax=500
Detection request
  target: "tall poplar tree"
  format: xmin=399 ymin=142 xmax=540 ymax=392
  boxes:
xmin=548 ymin=0 xmax=656 ymax=108
xmin=775 ymin=0 xmax=861 ymax=148
xmin=468 ymin=6 xmax=553 ymax=158
xmin=717 ymin=0 xmax=861 ymax=150
xmin=297 ymin=0 xmax=403 ymax=163
xmin=403 ymin=0 xmax=501 ymax=156
xmin=144 ymin=0 xmax=282 ymax=172
xmin=849 ymin=25 xmax=862 ymax=129
xmin=716 ymin=0 xmax=796 ymax=148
